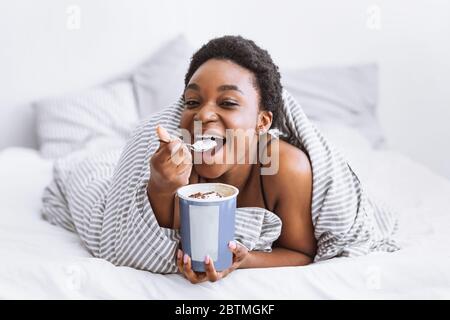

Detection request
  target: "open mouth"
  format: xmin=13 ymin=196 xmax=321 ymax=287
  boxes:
xmin=195 ymin=134 xmax=226 ymax=146
xmin=194 ymin=134 xmax=226 ymax=156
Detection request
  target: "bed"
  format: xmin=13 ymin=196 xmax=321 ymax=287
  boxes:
xmin=1 ymin=125 xmax=449 ymax=299
xmin=1 ymin=22 xmax=449 ymax=298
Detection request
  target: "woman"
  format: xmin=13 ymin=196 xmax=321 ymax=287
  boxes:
xmin=41 ymin=35 xmax=398 ymax=284
xmin=148 ymin=36 xmax=316 ymax=283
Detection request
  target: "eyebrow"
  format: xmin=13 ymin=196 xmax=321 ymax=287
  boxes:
xmin=185 ymin=83 xmax=200 ymax=92
xmin=184 ymin=83 xmax=244 ymax=94
xmin=217 ymin=84 xmax=244 ymax=94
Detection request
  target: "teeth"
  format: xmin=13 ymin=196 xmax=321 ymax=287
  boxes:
xmin=195 ymin=134 xmax=224 ymax=141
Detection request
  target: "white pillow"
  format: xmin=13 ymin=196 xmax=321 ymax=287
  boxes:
xmin=132 ymin=35 xmax=194 ymax=117
xmin=281 ymin=64 xmax=385 ymax=148
xmin=34 ymin=80 xmax=139 ymax=158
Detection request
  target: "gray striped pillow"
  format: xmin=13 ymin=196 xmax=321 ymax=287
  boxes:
xmin=34 ymin=80 xmax=139 ymax=159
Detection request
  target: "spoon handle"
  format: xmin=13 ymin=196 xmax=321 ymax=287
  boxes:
xmin=158 ymin=137 xmax=196 ymax=151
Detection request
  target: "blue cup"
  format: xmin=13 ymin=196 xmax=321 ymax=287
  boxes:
xmin=177 ymin=183 xmax=239 ymax=272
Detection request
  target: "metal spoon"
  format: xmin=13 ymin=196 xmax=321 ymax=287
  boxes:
xmin=186 ymin=139 xmax=217 ymax=152
xmin=158 ymin=137 xmax=217 ymax=152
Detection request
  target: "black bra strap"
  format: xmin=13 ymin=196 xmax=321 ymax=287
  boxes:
xmin=258 ymin=139 xmax=270 ymax=211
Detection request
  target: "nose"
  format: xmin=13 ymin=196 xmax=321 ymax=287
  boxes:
xmin=193 ymin=102 xmax=219 ymax=124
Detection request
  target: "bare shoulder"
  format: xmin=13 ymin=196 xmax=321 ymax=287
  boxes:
xmin=261 ymin=139 xmax=316 ymax=257
xmin=263 ymin=139 xmax=312 ymax=189
xmin=279 ymin=139 xmax=311 ymax=174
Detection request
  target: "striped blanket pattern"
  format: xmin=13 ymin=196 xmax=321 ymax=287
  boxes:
xmin=41 ymin=90 xmax=399 ymax=273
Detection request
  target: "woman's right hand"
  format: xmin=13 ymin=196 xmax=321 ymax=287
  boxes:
xmin=149 ymin=125 xmax=193 ymax=195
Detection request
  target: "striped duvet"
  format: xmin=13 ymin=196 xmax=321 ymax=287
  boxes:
xmin=41 ymin=89 xmax=399 ymax=273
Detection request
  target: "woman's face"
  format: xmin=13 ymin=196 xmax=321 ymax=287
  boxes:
xmin=180 ymin=58 xmax=271 ymax=179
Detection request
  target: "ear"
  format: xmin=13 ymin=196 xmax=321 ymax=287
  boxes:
xmin=256 ymin=110 xmax=273 ymax=134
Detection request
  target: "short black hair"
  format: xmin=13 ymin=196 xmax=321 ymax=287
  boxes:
xmin=184 ymin=35 xmax=283 ymax=129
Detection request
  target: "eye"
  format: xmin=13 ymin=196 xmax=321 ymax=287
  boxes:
xmin=184 ymin=100 xmax=200 ymax=109
xmin=220 ymin=100 xmax=238 ymax=108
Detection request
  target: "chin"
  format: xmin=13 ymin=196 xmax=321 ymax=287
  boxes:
xmin=194 ymin=164 xmax=227 ymax=180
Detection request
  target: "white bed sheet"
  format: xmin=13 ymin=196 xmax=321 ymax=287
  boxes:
xmin=1 ymin=144 xmax=449 ymax=299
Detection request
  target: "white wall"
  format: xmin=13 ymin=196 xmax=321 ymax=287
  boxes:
xmin=1 ymin=0 xmax=449 ymax=178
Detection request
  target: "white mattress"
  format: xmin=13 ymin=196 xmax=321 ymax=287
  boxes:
xmin=1 ymin=139 xmax=450 ymax=299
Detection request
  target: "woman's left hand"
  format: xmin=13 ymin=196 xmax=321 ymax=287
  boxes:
xmin=177 ymin=241 xmax=249 ymax=284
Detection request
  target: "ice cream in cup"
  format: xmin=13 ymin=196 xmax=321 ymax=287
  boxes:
xmin=176 ymin=183 xmax=239 ymax=272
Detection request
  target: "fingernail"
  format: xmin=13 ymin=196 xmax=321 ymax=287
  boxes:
xmin=183 ymin=253 xmax=189 ymax=264
xmin=228 ymin=241 xmax=236 ymax=249
xmin=204 ymin=255 xmax=210 ymax=264
xmin=177 ymin=249 xmax=182 ymax=259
